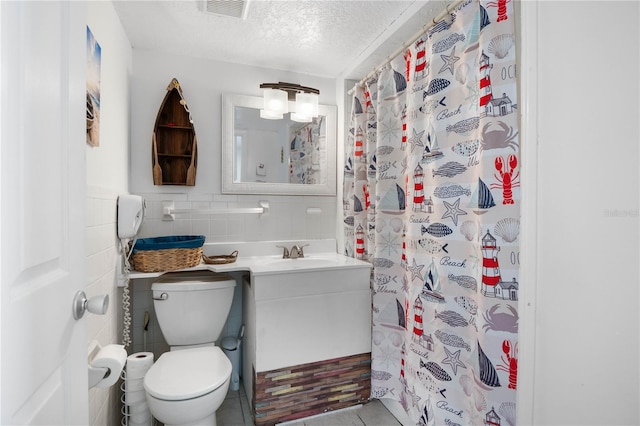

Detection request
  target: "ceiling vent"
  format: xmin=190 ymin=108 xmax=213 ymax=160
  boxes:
xmin=202 ymin=0 xmax=250 ymax=19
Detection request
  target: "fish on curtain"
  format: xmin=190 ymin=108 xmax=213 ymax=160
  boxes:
xmin=344 ymin=0 xmax=519 ymax=424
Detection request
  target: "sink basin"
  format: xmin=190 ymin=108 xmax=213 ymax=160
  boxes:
xmin=264 ymin=257 xmax=336 ymax=268
xmin=247 ymin=253 xmax=370 ymax=275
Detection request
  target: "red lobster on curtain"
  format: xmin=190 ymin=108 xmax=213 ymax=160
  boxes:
xmin=491 ymin=154 xmax=519 ymax=205
xmin=486 ymin=0 xmax=510 ymax=22
xmin=496 ymin=339 xmax=518 ymax=389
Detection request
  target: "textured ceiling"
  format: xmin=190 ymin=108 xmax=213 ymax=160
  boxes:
xmin=113 ymin=0 xmax=452 ymax=80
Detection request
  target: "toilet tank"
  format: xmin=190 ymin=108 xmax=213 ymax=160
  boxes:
xmin=152 ymin=272 xmax=236 ymax=347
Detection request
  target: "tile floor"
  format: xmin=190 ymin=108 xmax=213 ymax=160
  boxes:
xmin=217 ymin=385 xmax=402 ymax=426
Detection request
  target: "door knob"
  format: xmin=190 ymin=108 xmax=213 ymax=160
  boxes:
xmin=72 ymin=291 xmax=109 ymax=320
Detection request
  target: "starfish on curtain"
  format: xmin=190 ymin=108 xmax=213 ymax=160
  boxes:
xmin=442 ymin=346 xmax=467 ymax=375
xmin=408 ymin=258 xmax=425 ymax=281
xmin=442 ymin=197 xmax=468 ymax=226
xmin=439 ymin=46 xmax=460 ymax=75
xmin=408 ymin=128 xmax=426 ymax=152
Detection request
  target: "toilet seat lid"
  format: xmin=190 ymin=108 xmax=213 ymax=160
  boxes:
xmin=144 ymin=346 xmax=232 ymax=401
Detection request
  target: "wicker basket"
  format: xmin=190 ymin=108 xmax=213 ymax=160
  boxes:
xmin=202 ymin=250 xmax=238 ymax=265
xmin=131 ymin=235 xmax=205 ymax=273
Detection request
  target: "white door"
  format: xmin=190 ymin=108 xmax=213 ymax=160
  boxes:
xmin=1 ymin=1 xmax=87 ymax=424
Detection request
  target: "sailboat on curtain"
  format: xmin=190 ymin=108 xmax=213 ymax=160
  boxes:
xmin=478 ymin=341 xmax=502 ymax=388
xmin=421 ymin=257 xmax=444 ymax=303
xmin=379 ymin=184 xmax=406 ymax=213
xmin=377 ymin=298 xmax=407 ymax=331
xmin=418 ymin=396 xmax=435 ymax=426
xmin=470 ymin=177 xmax=496 ymax=214
xmin=421 ymin=129 xmax=444 ymax=164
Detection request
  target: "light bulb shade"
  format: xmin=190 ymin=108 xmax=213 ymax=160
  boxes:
xmin=263 ymin=88 xmax=288 ymax=115
xmin=295 ymin=92 xmax=319 ymax=118
xmin=290 ymin=113 xmax=312 ymax=123
xmin=260 ymin=109 xmax=283 ymax=120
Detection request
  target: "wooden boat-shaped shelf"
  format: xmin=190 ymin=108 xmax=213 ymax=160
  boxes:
xmin=152 ymin=78 xmax=197 ymax=186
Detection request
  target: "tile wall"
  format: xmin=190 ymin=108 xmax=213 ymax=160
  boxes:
xmin=135 ymin=193 xmax=338 ymax=243
xmin=86 ymin=186 xmax=122 ymax=426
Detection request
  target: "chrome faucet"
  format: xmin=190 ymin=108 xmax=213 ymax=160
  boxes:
xmin=276 ymin=244 xmax=308 ymax=259
xmin=290 ymin=244 xmax=308 ymax=259
xmin=276 ymin=245 xmax=290 ymax=259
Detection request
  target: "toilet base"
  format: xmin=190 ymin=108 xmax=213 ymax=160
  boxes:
xmin=146 ymin=376 xmax=229 ymax=426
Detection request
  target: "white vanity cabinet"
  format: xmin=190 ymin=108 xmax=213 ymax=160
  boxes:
xmin=242 ymin=265 xmax=372 ymax=419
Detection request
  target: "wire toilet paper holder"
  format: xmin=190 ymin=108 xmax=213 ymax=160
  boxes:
xmin=119 ymin=351 xmax=155 ymax=426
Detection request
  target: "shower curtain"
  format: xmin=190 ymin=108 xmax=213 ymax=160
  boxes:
xmin=344 ymin=0 xmax=519 ymax=424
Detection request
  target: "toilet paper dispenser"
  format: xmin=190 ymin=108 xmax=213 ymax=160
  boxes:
xmin=88 ymin=363 xmax=112 ymax=389
xmin=88 ymin=340 xmax=127 ymax=389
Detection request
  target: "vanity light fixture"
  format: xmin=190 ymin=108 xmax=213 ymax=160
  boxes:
xmin=261 ymin=87 xmax=287 ymax=119
xmin=259 ymin=82 xmax=319 ymax=122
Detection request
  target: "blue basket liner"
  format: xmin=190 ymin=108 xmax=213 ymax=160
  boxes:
xmin=132 ymin=235 xmax=205 ymax=252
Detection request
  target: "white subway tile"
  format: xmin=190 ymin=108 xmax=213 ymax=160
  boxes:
xmin=100 ymin=198 xmax=115 ymax=225
xmin=172 ymin=219 xmax=192 ymax=235
xmin=149 ymin=219 xmax=174 ymax=237
xmin=209 ymin=219 xmax=227 ymax=238
xmin=187 ymin=193 xmax=213 ymax=202
xmin=191 ymin=220 xmax=210 ymax=237
xmin=87 ymin=198 xmax=100 ymax=227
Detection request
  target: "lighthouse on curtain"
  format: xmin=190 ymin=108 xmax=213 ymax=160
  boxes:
xmin=355 ymin=126 xmax=364 ymax=161
xmin=413 ymin=164 xmax=424 ymax=211
xmin=414 ymin=37 xmax=428 ymax=80
xmin=481 ymin=230 xmax=501 ymax=297
xmin=479 ymin=51 xmax=494 ymax=109
xmin=401 ymin=105 xmax=408 ymax=150
xmin=401 ymin=229 xmax=408 ymax=270
xmin=412 ymin=296 xmax=424 ymax=342
xmin=355 ymin=224 xmax=365 ymax=260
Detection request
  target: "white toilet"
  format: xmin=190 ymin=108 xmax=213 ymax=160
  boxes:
xmin=143 ymin=272 xmax=236 ymax=426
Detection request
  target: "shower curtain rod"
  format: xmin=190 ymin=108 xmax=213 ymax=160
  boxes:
xmin=347 ymin=0 xmax=468 ymax=95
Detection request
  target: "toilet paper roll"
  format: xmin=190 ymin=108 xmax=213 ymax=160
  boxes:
xmin=129 ymin=402 xmax=151 ymax=424
xmin=125 ymin=352 xmax=154 ymax=404
xmin=126 ymin=376 xmax=144 ymax=390
xmin=126 ymin=352 xmax=154 ymax=380
xmin=124 ymin=389 xmax=146 ymax=405
xmin=90 ymin=344 xmax=127 ymax=388
xmin=128 ymin=401 xmax=149 ymax=415
xmin=128 ymin=419 xmax=152 ymax=426
xmin=130 ymin=414 xmax=151 ymax=425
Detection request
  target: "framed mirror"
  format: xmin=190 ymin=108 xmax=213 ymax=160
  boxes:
xmin=222 ymin=93 xmax=337 ymax=195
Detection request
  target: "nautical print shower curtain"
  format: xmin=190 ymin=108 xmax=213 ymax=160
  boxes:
xmin=344 ymin=0 xmax=519 ymax=424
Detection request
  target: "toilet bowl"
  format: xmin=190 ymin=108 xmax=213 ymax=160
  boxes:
xmin=143 ymin=272 xmax=237 ymax=426
xmin=144 ymin=346 xmax=232 ymax=426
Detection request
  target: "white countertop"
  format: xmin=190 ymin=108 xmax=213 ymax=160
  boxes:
xmin=128 ymin=239 xmax=372 ymax=279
